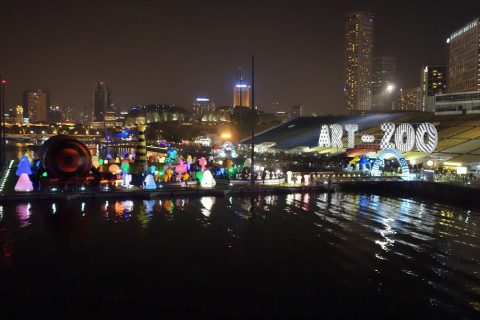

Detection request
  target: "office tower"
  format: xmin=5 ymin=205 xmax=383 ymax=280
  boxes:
xmin=398 ymin=87 xmax=422 ymax=111
xmin=233 ymin=68 xmax=251 ymax=107
xmin=290 ymin=104 xmax=304 ymax=118
xmin=371 ymin=56 xmax=396 ymax=111
xmin=193 ymin=98 xmax=215 ymax=117
xmin=344 ymin=12 xmax=374 ymax=113
xmin=421 ymin=65 xmax=446 ymax=111
xmin=23 ymin=90 xmax=49 ymax=122
xmin=447 ymin=18 xmax=480 ymax=92
xmin=93 ymin=82 xmax=112 ymax=121
xmin=47 ymin=106 xmax=64 ymax=123
xmin=15 ymin=105 xmax=23 ymax=123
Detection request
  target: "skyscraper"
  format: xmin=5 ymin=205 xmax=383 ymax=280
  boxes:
xmin=344 ymin=12 xmax=374 ymax=113
xmin=23 ymin=90 xmax=49 ymax=122
xmin=371 ymin=56 xmax=396 ymax=111
xmin=447 ymin=18 xmax=480 ymax=92
xmin=93 ymin=81 xmax=112 ymax=121
xmin=233 ymin=68 xmax=251 ymax=107
xmin=421 ymin=65 xmax=446 ymax=111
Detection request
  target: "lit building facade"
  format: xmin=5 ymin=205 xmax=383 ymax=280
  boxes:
xmin=233 ymin=68 xmax=251 ymax=107
xmin=93 ymin=81 xmax=112 ymax=121
xmin=47 ymin=106 xmax=64 ymax=123
xmin=344 ymin=12 xmax=374 ymax=113
xmin=23 ymin=90 xmax=49 ymax=122
xmin=15 ymin=105 xmax=23 ymax=123
xmin=398 ymin=87 xmax=422 ymax=111
xmin=193 ymin=98 xmax=215 ymax=117
xmin=371 ymin=56 xmax=396 ymax=111
xmin=421 ymin=65 xmax=446 ymax=112
xmin=290 ymin=104 xmax=304 ymax=118
xmin=435 ymin=91 xmax=480 ymax=115
xmin=447 ymin=18 xmax=480 ymax=93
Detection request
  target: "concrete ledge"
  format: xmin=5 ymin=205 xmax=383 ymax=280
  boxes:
xmin=0 ymin=185 xmax=330 ymax=202
xmin=339 ymin=181 xmax=480 ymax=206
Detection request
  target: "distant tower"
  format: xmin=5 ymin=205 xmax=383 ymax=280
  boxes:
xmin=93 ymin=82 xmax=112 ymax=121
xmin=23 ymin=90 xmax=49 ymax=122
xmin=344 ymin=12 xmax=374 ymax=113
xmin=193 ymin=98 xmax=215 ymax=117
xmin=371 ymin=56 xmax=396 ymax=111
xmin=233 ymin=68 xmax=251 ymax=107
xmin=290 ymin=104 xmax=304 ymax=118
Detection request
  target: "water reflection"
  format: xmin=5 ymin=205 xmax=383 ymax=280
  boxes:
xmin=0 ymin=193 xmax=479 ymax=317
xmin=16 ymin=203 xmax=31 ymax=228
xmin=0 ymin=205 xmax=3 ymax=223
xmin=114 ymin=200 xmax=134 ymax=221
xmin=200 ymin=197 xmax=215 ymax=217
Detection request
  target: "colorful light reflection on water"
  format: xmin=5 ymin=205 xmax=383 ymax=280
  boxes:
xmin=0 ymin=193 xmax=479 ymax=318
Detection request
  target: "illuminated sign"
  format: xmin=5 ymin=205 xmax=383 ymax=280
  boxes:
xmin=447 ymin=20 xmax=478 ymax=43
xmin=235 ymin=84 xmax=248 ymax=88
xmin=318 ymin=122 xmax=438 ymax=153
xmin=196 ymin=98 xmax=210 ymax=102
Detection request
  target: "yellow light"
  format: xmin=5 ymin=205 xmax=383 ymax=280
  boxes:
xmin=444 ymin=162 xmax=462 ymax=167
xmin=220 ymin=133 xmax=231 ymax=139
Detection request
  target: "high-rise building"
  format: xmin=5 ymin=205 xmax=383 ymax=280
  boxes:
xmin=371 ymin=56 xmax=396 ymax=111
xmin=93 ymin=82 xmax=112 ymax=121
xmin=398 ymin=87 xmax=422 ymax=111
xmin=193 ymin=98 xmax=215 ymax=117
xmin=233 ymin=68 xmax=251 ymax=107
xmin=344 ymin=12 xmax=374 ymax=113
xmin=421 ymin=65 xmax=446 ymax=112
xmin=15 ymin=105 xmax=23 ymax=123
xmin=447 ymin=18 xmax=480 ymax=92
xmin=23 ymin=90 xmax=49 ymax=122
xmin=290 ymin=104 xmax=304 ymax=118
xmin=47 ymin=106 xmax=64 ymax=123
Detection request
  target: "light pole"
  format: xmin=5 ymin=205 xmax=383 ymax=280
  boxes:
xmin=250 ymin=56 xmax=255 ymax=186
xmin=0 ymin=73 xmax=6 ymax=170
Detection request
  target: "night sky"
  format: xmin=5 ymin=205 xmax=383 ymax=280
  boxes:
xmin=1 ymin=0 xmax=480 ymax=116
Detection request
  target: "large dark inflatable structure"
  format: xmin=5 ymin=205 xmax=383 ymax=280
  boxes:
xmin=39 ymin=135 xmax=92 ymax=179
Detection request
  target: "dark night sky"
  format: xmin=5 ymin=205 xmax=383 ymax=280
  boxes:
xmin=1 ymin=0 xmax=480 ymax=116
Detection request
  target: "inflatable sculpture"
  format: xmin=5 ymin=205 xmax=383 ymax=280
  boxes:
xmin=144 ymin=174 xmax=157 ymax=190
xmin=15 ymin=156 xmax=33 ymax=192
xmin=199 ymin=157 xmax=207 ymax=171
xmin=200 ymin=170 xmax=216 ymax=188
xmin=39 ymin=135 xmax=92 ymax=179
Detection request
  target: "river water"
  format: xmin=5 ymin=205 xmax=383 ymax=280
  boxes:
xmin=0 ymin=192 xmax=479 ymax=318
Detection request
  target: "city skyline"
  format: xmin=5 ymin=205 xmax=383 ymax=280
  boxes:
xmin=1 ymin=0 xmax=480 ymax=115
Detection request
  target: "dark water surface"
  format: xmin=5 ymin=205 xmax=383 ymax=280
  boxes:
xmin=0 ymin=193 xmax=479 ymax=318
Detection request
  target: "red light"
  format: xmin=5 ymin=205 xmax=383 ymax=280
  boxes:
xmin=1 ymin=80 xmax=6 ymax=84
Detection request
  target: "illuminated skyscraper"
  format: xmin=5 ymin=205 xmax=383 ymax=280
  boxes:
xmin=421 ymin=65 xmax=446 ymax=111
xmin=447 ymin=18 xmax=480 ymax=92
xmin=233 ymin=68 xmax=251 ymax=107
xmin=344 ymin=12 xmax=374 ymax=113
xmin=23 ymin=89 xmax=49 ymax=122
xmin=93 ymin=81 xmax=112 ymax=121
